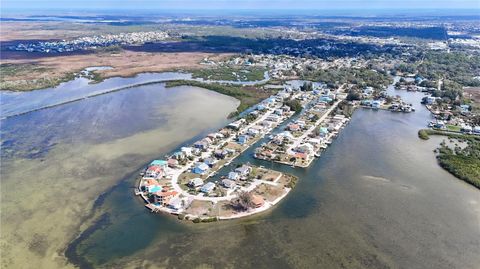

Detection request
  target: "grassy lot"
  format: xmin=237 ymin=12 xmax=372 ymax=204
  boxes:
xmin=418 ymin=129 xmax=480 ymax=189
xmin=165 ymin=80 xmax=277 ymax=117
xmin=0 ymin=63 xmax=76 ymax=91
xmin=191 ymin=66 xmax=267 ymax=82
xmin=446 ymin=125 xmax=462 ymax=132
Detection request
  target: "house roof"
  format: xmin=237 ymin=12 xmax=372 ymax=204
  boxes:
xmin=147 ymin=165 xmax=163 ymax=173
xmin=155 ymin=191 xmax=178 ymax=197
xmin=195 ymin=163 xmax=209 ymax=170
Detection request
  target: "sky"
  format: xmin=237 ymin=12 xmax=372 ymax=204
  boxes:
xmin=2 ymin=0 xmax=480 ymax=12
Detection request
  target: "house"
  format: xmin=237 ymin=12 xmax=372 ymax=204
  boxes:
xmin=460 ymin=105 xmax=470 ymax=113
xmin=266 ymin=114 xmax=281 ymax=122
xmin=319 ymin=127 xmax=329 ymax=135
xmin=167 ymin=158 xmax=179 ymax=168
xmin=363 ymin=86 xmax=374 ymax=96
xmin=214 ymin=149 xmax=228 ymax=159
xmin=274 ymin=109 xmax=283 ymax=116
xmin=167 ymin=197 xmax=183 ymax=210
xmin=473 ymin=126 xmax=480 ymax=135
xmin=238 ymin=135 xmax=249 ymax=145
xmin=235 ymin=165 xmax=251 ymax=177
xmin=203 ymin=157 xmax=217 ymax=167
xmin=257 ymin=104 xmax=267 ymax=111
xmin=173 ymin=151 xmax=185 ymax=160
xmin=145 ymin=165 xmax=164 ymax=178
xmin=194 ymin=140 xmax=209 ymax=150
xmin=193 ymin=163 xmax=210 ymax=175
xmin=227 ymin=119 xmax=245 ymax=130
xmin=248 ymin=128 xmax=260 ymax=136
xmin=221 ymin=179 xmax=236 ymax=189
xmin=188 ymin=177 xmax=204 ymax=188
xmin=228 ymin=172 xmax=239 ymax=180
xmin=294 ymin=152 xmax=308 ymax=160
xmin=372 ymin=100 xmax=382 ymax=109
xmin=154 ymin=191 xmax=178 ymax=205
xmin=251 ymin=194 xmax=265 ymax=208
xmin=296 ymin=143 xmax=314 ymax=154
xmin=181 ymin=147 xmax=193 ymax=157
xmin=288 ymin=123 xmax=301 ymax=132
xmin=200 ymin=182 xmax=216 ymax=193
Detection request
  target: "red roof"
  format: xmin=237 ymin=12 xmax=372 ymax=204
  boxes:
xmin=294 ymin=152 xmax=307 ymax=159
xmin=155 ymin=191 xmax=178 ymax=197
xmin=147 ymin=165 xmax=163 ymax=173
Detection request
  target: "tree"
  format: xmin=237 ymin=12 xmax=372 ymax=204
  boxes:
xmin=346 ymin=90 xmax=361 ymax=101
xmin=284 ymin=99 xmax=303 ymax=113
xmin=300 ymin=82 xmax=313 ymax=91
xmin=231 ymin=191 xmax=255 ymax=211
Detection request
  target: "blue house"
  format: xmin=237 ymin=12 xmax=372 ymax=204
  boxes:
xmin=372 ymin=100 xmax=382 ymax=109
xmin=193 ymin=163 xmax=209 ymax=174
xmin=238 ymin=135 xmax=249 ymax=145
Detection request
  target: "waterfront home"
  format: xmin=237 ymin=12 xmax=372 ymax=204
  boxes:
xmin=167 ymin=197 xmax=183 ymax=210
xmin=296 ymin=143 xmax=314 ymax=154
xmin=228 ymin=119 xmax=246 ymax=130
xmin=433 ymin=121 xmax=446 ymax=129
xmin=200 ymin=182 xmax=216 ymax=193
xmin=251 ymin=194 xmax=265 ymax=208
xmin=473 ymin=126 xmax=480 ymax=135
xmin=460 ymin=105 xmax=470 ymax=114
xmin=188 ymin=178 xmax=204 ymax=188
xmin=181 ymin=147 xmax=193 ymax=157
xmin=267 ymin=114 xmax=281 ymax=122
xmin=363 ymin=86 xmax=374 ymax=96
xmin=257 ymin=104 xmax=267 ymax=111
xmin=294 ymin=152 xmax=308 ymax=160
xmin=168 ymin=158 xmax=179 ymax=168
xmin=173 ymin=151 xmax=186 ymax=160
xmin=361 ymin=99 xmax=373 ymax=106
xmin=228 ymin=172 xmax=240 ymax=180
xmin=247 ymin=128 xmax=260 ymax=136
xmin=194 ymin=140 xmax=209 ymax=150
xmin=260 ymin=120 xmax=273 ymax=128
xmin=193 ymin=163 xmax=210 ymax=175
xmin=145 ymin=165 xmax=164 ymax=178
xmin=372 ymin=100 xmax=382 ymax=109
xmin=235 ymin=165 xmax=252 ymax=177
xmin=287 ymin=123 xmax=301 ymax=132
xmin=319 ymin=127 xmax=329 ymax=135
xmin=274 ymin=109 xmax=284 ymax=116
xmin=221 ymin=179 xmax=237 ymax=189
xmin=214 ymin=149 xmax=228 ymax=159
xmin=203 ymin=157 xmax=217 ymax=167
xmin=154 ymin=190 xmax=178 ymax=205
xmin=238 ymin=135 xmax=249 ymax=145
xmin=277 ymin=131 xmax=295 ymax=141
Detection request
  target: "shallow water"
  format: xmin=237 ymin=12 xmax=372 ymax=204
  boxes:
xmin=1 ymin=77 xmax=479 ymax=269
xmin=0 ymin=83 xmax=239 ymax=269
xmin=68 ymin=85 xmax=480 ymax=268
xmin=0 ymin=70 xmax=269 ymax=119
